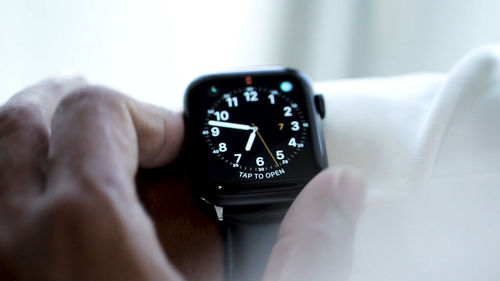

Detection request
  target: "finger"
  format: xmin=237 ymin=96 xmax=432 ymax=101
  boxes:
xmin=47 ymin=86 xmax=184 ymax=196
xmin=124 ymin=97 xmax=184 ymax=168
xmin=0 ymin=76 xmax=86 ymax=206
xmin=44 ymin=86 xmax=184 ymax=279
xmin=263 ymin=167 xmax=366 ymax=281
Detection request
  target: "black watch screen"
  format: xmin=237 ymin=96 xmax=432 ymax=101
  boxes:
xmin=185 ymin=68 xmax=326 ymax=194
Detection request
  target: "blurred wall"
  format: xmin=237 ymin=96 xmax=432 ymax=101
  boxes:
xmin=1 ymin=0 xmax=499 ymax=108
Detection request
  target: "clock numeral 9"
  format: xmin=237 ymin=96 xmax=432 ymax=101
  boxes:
xmin=219 ymin=142 xmax=227 ymax=152
xmin=214 ymin=110 xmax=229 ymax=121
xmin=256 ymin=157 xmax=264 ymax=166
xmin=211 ymin=127 xmax=220 ymax=137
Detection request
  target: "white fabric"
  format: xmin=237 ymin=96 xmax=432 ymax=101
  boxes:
xmin=315 ymin=45 xmax=500 ymax=280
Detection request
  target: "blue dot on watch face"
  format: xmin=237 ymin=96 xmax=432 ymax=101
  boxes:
xmin=280 ymin=81 xmax=293 ymax=92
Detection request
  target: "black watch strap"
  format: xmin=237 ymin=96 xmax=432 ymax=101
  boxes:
xmin=222 ymin=203 xmax=292 ymax=281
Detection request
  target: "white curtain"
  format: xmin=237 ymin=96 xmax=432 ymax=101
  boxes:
xmin=273 ymin=0 xmax=500 ymax=80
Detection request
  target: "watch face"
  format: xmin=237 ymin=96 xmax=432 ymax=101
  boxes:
xmin=186 ymin=69 xmax=326 ymax=192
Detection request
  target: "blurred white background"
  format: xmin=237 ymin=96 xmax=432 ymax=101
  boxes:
xmin=1 ymin=0 xmax=500 ymax=109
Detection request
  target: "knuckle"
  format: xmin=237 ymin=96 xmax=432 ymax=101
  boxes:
xmin=58 ymin=86 xmax=124 ymax=114
xmin=0 ymin=105 xmax=47 ymax=140
xmin=40 ymin=77 xmax=70 ymax=94
xmin=43 ymin=75 xmax=86 ymax=90
xmin=23 ymin=75 xmax=86 ymax=96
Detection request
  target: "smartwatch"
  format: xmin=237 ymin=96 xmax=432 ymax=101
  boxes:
xmin=184 ymin=67 xmax=328 ymax=281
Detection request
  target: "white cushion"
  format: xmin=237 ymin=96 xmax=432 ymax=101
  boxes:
xmin=315 ymin=45 xmax=500 ymax=280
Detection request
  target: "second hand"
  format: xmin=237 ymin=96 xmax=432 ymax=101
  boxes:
xmin=251 ymin=122 xmax=280 ymax=167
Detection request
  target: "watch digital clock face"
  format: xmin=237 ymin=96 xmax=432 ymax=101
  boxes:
xmin=186 ymin=72 xmax=323 ymax=186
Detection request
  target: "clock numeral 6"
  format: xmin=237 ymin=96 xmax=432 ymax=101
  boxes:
xmin=256 ymin=156 xmax=264 ymax=166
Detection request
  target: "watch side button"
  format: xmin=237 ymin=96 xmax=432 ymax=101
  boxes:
xmin=314 ymin=94 xmax=326 ymax=119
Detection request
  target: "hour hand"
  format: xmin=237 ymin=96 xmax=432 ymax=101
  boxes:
xmin=208 ymin=120 xmax=253 ymax=131
xmin=245 ymin=129 xmax=257 ymax=151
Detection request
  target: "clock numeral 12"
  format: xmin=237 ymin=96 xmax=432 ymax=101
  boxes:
xmin=244 ymin=90 xmax=259 ymax=102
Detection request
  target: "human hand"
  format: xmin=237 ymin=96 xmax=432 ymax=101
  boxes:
xmin=0 ymin=77 xmax=365 ymax=281
xmin=0 ymin=77 xmax=186 ymax=281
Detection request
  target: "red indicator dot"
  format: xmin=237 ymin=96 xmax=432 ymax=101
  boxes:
xmin=245 ymin=76 xmax=253 ymax=85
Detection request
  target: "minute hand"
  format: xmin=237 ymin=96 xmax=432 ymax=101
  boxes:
xmin=208 ymin=120 xmax=253 ymax=131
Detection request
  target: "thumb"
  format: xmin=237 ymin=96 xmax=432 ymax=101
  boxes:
xmin=263 ymin=167 xmax=366 ymax=281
